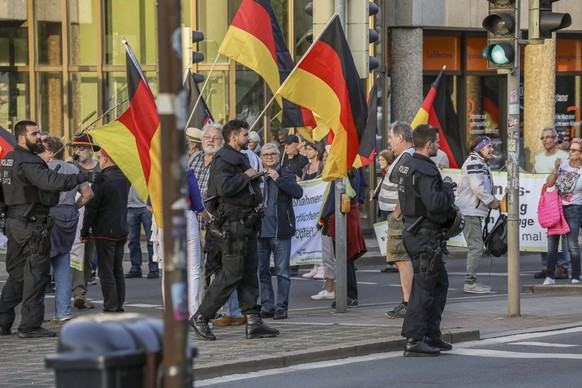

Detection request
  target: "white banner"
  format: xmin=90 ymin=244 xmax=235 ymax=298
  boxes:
xmin=290 ymin=178 xmax=327 ymax=266
xmin=374 ymin=221 xmax=388 ymax=256
xmin=443 ymin=169 xmax=547 ymax=252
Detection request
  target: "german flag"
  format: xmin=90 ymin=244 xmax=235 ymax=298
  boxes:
xmin=277 ymin=15 xmax=367 ymax=181
xmin=0 ymin=126 xmax=16 ymax=160
xmin=90 ymin=41 xmax=163 ymax=226
xmin=184 ymin=69 xmax=214 ymax=129
xmin=411 ymin=68 xmax=464 ymax=168
xmin=218 ymin=0 xmax=312 ymax=130
xmin=353 ymin=81 xmax=378 ymax=168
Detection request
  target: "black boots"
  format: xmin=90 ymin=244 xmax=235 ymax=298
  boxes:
xmin=403 ymin=338 xmax=440 ymax=357
xmin=245 ymin=313 xmax=280 ymax=339
xmin=425 ymin=336 xmax=453 ymax=351
xmin=189 ymin=312 xmax=216 ymax=341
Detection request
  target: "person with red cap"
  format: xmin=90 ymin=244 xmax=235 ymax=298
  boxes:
xmin=67 ymin=133 xmax=101 ymax=310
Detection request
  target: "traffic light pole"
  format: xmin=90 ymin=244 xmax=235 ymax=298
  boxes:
xmin=157 ymin=0 xmax=192 ymax=386
xmin=506 ymin=0 xmax=521 ymax=318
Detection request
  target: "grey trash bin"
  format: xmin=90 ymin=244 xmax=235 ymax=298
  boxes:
xmin=45 ymin=314 xmax=164 ymax=388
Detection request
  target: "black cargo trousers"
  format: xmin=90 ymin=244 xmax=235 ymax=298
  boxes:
xmin=401 ymin=227 xmax=449 ymax=341
xmin=197 ymin=213 xmax=262 ymax=319
xmin=0 ymin=216 xmax=51 ymax=332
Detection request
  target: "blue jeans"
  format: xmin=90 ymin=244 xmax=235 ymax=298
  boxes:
xmin=257 ymin=237 xmax=291 ymax=313
xmin=51 ymin=252 xmax=72 ymax=319
xmin=221 ymin=291 xmax=242 ymax=318
xmin=127 ymin=207 xmax=156 ymax=273
xmin=547 ymin=205 xmax=581 ymax=280
xmin=541 ymin=237 xmax=569 ymax=269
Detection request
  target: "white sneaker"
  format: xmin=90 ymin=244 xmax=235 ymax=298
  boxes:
xmin=313 ymin=266 xmax=325 ymax=279
xmin=302 ymin=266 xmax=319 ymax=279
xmin=463 ymin=282 xmax=491 ymax=294
xmin=543 ymin=277 xmax=555 ymax=285
xmin=572 ymin=278 xmax=581 ymax=284
xmin=311 ymin=290 xmax=335 ymax=300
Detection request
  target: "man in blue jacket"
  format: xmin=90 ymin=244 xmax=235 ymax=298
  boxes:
xmin=257 ymin=143 xmax=303 ymax=320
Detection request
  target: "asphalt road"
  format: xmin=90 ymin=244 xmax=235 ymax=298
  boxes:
xmin=37 ymin=247 xmax=551 ymax=320
xmin=198 ymin=326 xmax=582 ymax=388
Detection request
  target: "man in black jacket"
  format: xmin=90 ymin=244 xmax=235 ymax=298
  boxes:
xmin=398 ymin=124 xmax=456 ymax=357
xmin=81 ymin=148 xmax=131 ymax=313
xmin=190 ymin=119 xmax=279 ymax=340
xmin=0 ymin=120 xmax=96 ymax=338
xmin=257 ymin=143 xmax=303 ymax=320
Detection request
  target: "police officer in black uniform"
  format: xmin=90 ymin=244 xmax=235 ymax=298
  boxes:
xmin=398 ymin=124 xmax=456 ymax=356
xmin=190 ymin=119 xmax=279 ymax=341
xmin=0 ymin=121 xmax=97 ymax=338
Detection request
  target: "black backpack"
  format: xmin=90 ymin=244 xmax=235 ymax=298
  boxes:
xmin=482 ymin=208 xmax=508 ymax=257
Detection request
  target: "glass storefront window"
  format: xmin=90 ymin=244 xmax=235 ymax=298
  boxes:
xmin=555 ymin=75 xmax=582 ymax=141
xmin=294 ymin=0 xmax=312 ymax=58
xmin=38 ymin=72 xmax=63 ymax=136
xmin=201 ymin=70 xmax=229 ymax=124
xmin=69 ymin=72 xmax=98 ymax=133
xmin=465 ymin=75 xmax=506 ymax=170
xmin=198 ymin=0 xmax=230 ymax=64
xmin=104 ymin=0 xmax=157 ymax=66
xmin=0 ymin=26 xmax=28 ymax=66
xmin=36 ymin=0 xmax=63 ymax=66
xmin=0 ymin=72 xmax=29 ymax=129
xmin=68 ymin=0 xmax=97 ymax=65
xmin=102 ymin=71 xmax=158 ymax=124
xmin=235 ymin=69 xmax=264 ymax=128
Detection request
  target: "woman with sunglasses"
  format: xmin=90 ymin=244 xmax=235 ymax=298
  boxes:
xmin=543 ymin=138 xmax=582 ymax=285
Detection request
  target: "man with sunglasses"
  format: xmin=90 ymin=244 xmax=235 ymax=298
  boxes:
xmin=67 ymin=134 xmax=101 ymax=310
xmin=533 ymin=128 xmax=570 ymax=280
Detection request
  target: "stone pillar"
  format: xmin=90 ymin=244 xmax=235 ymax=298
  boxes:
xmin=390 ymin=27 xmax=423 ymax=124
xmin=523 ymin=39 xmax=555 ymax=172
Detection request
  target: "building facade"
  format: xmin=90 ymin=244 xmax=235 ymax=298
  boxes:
xmin=1 ymin=0 xmax=581 ymax=171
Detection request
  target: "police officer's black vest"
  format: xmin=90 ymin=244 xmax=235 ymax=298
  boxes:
xmin=398 ymin=153 xmax=446 ymax=223
xmin=0 ymin=147 xmax=59 ymax=208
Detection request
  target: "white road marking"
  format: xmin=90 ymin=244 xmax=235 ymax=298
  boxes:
xmin=196 ymin=352 xmax=403 ymax=386
xmin=450 ymin=348 xmax=582 ymax=359
xmin=196 ymin=326 xmax=582 ymax=386
xmin=508 ymin=341 xmax=577 ymax=348
xmin=124 ymin=303 xmax=163 ymax=308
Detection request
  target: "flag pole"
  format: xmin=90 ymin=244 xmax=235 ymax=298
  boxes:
xmin=74 ymin=98 xmax=129 ymax=136
xmin=184 ymin=53 xmax=220 ymax=130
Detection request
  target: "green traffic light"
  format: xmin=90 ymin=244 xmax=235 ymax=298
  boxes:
xmin=482 ymin=43 xmax=514 ymax=65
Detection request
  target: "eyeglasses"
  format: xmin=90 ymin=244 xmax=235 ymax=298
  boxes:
xmin=568 ymin=148 xmax=582 ymax=153
xmin=203 ymin=136 xmax=222 ymax=142
xmin=540 ymin=135 xmax=556 ymax=141
xmin=261 ymin=153 xmax=278 ymax=158
xmin=72 ymin=145 xmax=87 ymax=151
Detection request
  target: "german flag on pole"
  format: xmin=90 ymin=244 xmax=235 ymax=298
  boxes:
xmin=277 ymin=15 xmax=367 ymax=181
xmin=411 ymin=68 xmax=464 ymax=168
xmin=218 ymin=0 xmax=313 ymax=130
xmin=90 ymin=40 xmax=163 ymax=226
xmin=184 ymin=69 xmax=214 ymax=129
xmin=352 ymin=81 xmax=378 ymax=168
xmin=0 ymin=126 xmax=16 ymax=160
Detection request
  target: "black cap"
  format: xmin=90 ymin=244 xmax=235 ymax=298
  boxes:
xmin=67 ymin=134 xmax=101 ymax=151
xmin=284 ymin=134 xmax=299 ymax=144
